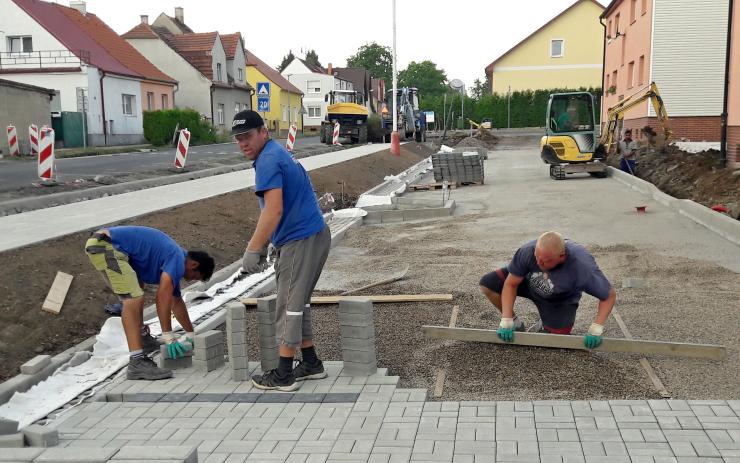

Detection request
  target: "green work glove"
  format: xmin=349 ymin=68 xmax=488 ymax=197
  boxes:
xmin=163 ymin=332 xmax=192 ymax=359
xmin=497 ymin=317 xmax=515 ymax=343
xmin=584 ymin=323 xmax=604 ymax=349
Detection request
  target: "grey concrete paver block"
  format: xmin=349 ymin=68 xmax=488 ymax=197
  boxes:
xmin=0 ymin=418 xmax=19 ymax=435
xmin=0 ymin=432 xmax=24 ymax=447
xmin=20 ymin=354 xmax=51 ymax=375
xmin=21 ymin=424 xmax=58 ymax=447
xmin=35 ymin=447 xmax=118 ymax=462
xmin=195 ymin=330 xmax=224 ymax=348
xmin=111 ymin=445 xmax=198 ymax=462
xmin=0 ymin=447 xmax=44 ymax=461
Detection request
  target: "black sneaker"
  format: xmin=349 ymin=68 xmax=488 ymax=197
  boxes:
xmin=293 ymin=360 xmax=328 ymax=382
xmin=127 ymin=356 xmax=172 ymax=380
xmin=251 ymin=369 xmax=300 ymax=392
xmin=141 ymin=333 xmax=160 ymax=355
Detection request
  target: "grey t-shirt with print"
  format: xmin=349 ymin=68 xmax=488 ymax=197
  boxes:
xmin=508 ymin=240 xmax=612 ymax=305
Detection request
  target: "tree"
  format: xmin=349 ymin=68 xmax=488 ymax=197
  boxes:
xmin=305 ymin=49 xmax=322 ymax=69
xmin=398 ymin=60 xmax=448 ymax=98
xmin=276 ymin=50 xmax=295 ymax=73
xmin=346 ymin=42 xmax=393 ymax=84
xmin=471 ymin=76 xmax=492 ymax=100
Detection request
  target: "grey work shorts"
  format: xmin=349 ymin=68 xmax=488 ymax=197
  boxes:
xmin=273 ymin=226 xmax=331 ymax=348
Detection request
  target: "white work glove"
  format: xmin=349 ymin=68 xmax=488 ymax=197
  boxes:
xmin=241 ymin=247 xmax=267 ymax=275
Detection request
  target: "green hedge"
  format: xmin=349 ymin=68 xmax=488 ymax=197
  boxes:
xmin=143 ymin=109 xmax=217 ymax=146
xmin=421 ymin=87 xmax=602 ymax=129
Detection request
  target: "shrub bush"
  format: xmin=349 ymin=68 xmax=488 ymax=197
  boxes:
xmin=143 ymin=109 xmax=217 ymax=146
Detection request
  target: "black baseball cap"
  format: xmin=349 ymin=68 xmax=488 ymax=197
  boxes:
xmin=231 ymin=110 xmax=264 ymax=136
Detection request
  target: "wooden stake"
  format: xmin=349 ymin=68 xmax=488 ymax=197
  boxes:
xmin=433 ymin=305 xmax=460 ymax=399
xmin=241 ymin=293 xmax=453 ymax=306
xmin=422 ymin=326 xmax=726 ymax=360
xmin=612 ymin=310 xmax=671 ymax=398
xmin=42 ymin=271 xmax=73 ymax=314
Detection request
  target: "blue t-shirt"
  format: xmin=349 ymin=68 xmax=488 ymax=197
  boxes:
xmin=508 ymin=240 xmax=611 ymax=305
xmin=109 ymin=226 xmax=186 ymax=297
xmin=253 ymin=139 xmax=325 ymax=246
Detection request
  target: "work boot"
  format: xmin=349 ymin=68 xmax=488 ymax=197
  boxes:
xmin=141 ymin=333 xmax=160 ymax=355
xmin=127 ymin=356 xmax=172 ymax=380
xmin=251 ymin=369 xmax=300 ymax=392
xmin=293 ymin=359 xmax=328 ymax=382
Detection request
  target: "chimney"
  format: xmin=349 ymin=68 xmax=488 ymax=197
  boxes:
xmin=69 ymin=1 xmax=86 ymax=15
xmin=327 ymin=63 xmax=333 ymax=75
xmin=140 ymin=15 xmax=149 ymax=25
xmin=174 ymin=7 xmax=184 ymax=22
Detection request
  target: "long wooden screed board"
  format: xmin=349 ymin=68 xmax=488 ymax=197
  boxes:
xmin=422 ymin=326 xmax=726 ymax=360
xmin=241 ymin=294 xmax=454 ymax=306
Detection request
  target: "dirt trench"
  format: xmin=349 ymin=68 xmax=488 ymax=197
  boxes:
xmin=0 ymin=144 xmax=432 ymax=382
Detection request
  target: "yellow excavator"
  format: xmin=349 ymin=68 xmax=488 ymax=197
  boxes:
xmin=540 ymin=82 xmax=671 ymax=180
xmin=320 ymin=90 xmax=369 ymax=145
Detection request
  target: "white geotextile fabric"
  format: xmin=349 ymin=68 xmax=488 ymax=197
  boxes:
xmin=0 ymin=266 xmax=274 ymax=428
xmin=355 ymin=194 xmax=394 ymax=208
xmin=331 ymin=208 xmax=368 ymax=219
xmin=673 ymin=142 xmax=720 ymax=154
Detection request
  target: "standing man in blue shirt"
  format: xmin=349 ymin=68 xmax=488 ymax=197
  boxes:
xmin=479 ymin=231 xmax=616 ymax=348
xmin=85 ymin=226 xmax=214 ymax=380
xmin=233 ymin=110 xmax=331 ymax=392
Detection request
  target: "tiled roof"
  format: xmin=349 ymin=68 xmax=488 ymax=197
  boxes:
xmin=167 ymin=32 xmax=218 ymax=79
xmin=55 ymin=9 xmax=176 ymax=84
xmin=220 ymin=33 xmax=241 ymax=59
xmin=164 ymin=14 xmax=193 ymax=34
xmin=298 ymin=57 xmax=326 ymax=74
xmin=13 ymin=0 xmax=175 ymax=84
xmin=245 ymin=49 xmax=302 ymax=95
xmin=121 ymin=22 xmax=159 ymax=39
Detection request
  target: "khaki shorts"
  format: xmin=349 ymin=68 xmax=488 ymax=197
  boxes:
xmin=85 ymin=234 xmax=143 ymax=299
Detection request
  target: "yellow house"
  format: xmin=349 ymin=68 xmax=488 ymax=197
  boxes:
xmin=245 ymin=49 xmax=304 ymax=137
xmin=485 ymin=0 xmax=605 ymax=94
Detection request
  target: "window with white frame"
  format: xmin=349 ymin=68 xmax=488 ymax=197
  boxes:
xmin=307 ymin=81 xmax=321 ymax=93
xmin=161 ymin=94 xmax=169 ymax=109
xmin=216 ymin=63 xmax=223 ymax=82
xmin=550 ymin=39 xmax=564 ymax=58
xmin=122 ymin=94 xmax=135 ymax=116
xmin=7 ymin=36 xmax=32 ymax=53
xmin=146 ymin=92 xmax=154 ymax=111
xmin=308 ymin=106 xmax=321 ymax=118
xmin=237 ymin=68 xmax=243 ymax=82
xmin=217 ymin=104 xmax=225 ymax=125
xmin=282 ymin=105 xmax=288 ymax=122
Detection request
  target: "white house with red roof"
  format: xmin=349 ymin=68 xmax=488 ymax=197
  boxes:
xmin=0 ymin=0 xmax=177 ymax=146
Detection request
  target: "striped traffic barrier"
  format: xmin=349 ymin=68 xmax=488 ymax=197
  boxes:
xmin=174 ymin=128 xmax=190 ymax=168
xmin=29 ymin=124 xmax=39 ymax=156
xmin=332 ymin=122 xmax=341 ymax=146
xmin=38 ymin=128 xmax=55 ymax=181
xmin=285 ymin=124 xmax=298 ymax=152
xmin=6 ymin=125 xmax=20 ymax=157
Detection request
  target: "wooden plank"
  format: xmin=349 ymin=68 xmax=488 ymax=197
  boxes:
xmin=241 ymin=294 xmax=454 ymax=306
xmin=422 ymin=326 xmax=727 ymax=361
xmin=612 ymin=310 xmax=671 ymax=398
xmin=433 ymin=305 xmax=461 ymax=399
xmin=42 ymin=271 xmax=73 ymax=315
xmin=448 ymin=306 xmax=460 ymax=328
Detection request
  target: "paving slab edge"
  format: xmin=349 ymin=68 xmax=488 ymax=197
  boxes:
xmin=608 ymin=166 xmax=740 ymax=247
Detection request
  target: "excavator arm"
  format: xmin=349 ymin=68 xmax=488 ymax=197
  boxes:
xmin=600 ymin=82 xmax=672 ymax=152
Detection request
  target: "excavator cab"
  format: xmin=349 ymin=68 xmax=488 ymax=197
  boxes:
xmin=540 ymin=92 xmax=608 ymax=180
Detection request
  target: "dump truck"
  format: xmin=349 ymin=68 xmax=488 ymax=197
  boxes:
xmin=320 ymin=90 xmax=369 ymax=145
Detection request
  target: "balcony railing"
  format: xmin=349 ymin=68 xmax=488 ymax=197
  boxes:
xmin=0 ymin=50 xmax=90 ymax=70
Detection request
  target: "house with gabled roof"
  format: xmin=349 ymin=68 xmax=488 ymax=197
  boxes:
xmin=0 ymin=0 xmax=177 ymax=146
xmin=123 ymin=15 xmax=252 ymax=130
xmin=245 ymin=48 xmax=303 ymax=136
xmin=281 ymin=57 xmax=353 ymax=131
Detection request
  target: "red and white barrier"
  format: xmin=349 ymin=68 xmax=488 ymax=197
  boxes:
xmin=332 ymin=123 xmax=341 ymax=146
xmin=38 ymin=128 xmax=55 ymax=181
xmin=174 ymin=129 xmax=190 ymax=168
xmin=6 ymin=125 xmax=20 ymax=157
xmin=29 ymin=124 xmax=39 ymax=156
xmin=285 ymin=124 xmax=298 ymax=152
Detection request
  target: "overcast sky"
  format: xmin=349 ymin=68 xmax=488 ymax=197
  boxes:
xmin=81 ymin=0 xmax=606 ymax=89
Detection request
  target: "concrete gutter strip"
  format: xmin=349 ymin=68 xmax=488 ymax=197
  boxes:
xmin=608 ymin=167 xmax=740 ymax=246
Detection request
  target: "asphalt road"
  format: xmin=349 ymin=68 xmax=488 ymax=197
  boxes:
xmin=0 ymin=135 xmax=321 ymax=192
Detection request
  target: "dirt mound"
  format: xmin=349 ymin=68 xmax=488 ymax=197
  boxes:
xmin=608 ymin=148 xmax=740 ymax=219
xmin=0 ymin=144 xmax=427 ymax=381
xmin=438 ymin=129 xmax=499 ymax=150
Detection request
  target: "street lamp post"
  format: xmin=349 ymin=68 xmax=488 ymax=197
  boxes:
xmin=390 ymin=0 xmax=400 ymax=155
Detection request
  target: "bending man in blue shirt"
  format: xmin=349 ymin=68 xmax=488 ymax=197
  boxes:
xmin=233 ymin=110 xmax=331 ymax=392
xmin=85 ymin=226 xmax=214 ymax=380
xmin=479 ymin=231 xmax=616 ymax=348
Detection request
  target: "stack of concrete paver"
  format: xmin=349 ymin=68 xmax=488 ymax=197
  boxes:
xmin=225 ymin=303 xmax=248 ymax=381
xmin=0 ymin=419 xmax=59 ymax=449
xmin=193 ymin=330 xmax=225 ymax=372
xmin=338 ymin=299 xmax=377 ymax=376
xmin=256 ymin=296 xmax=279 ymax=373
xmin=432 ymin=149 xmax=485 ymax=184
xmin=158 ymin=345 xmax=192 ymax=370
